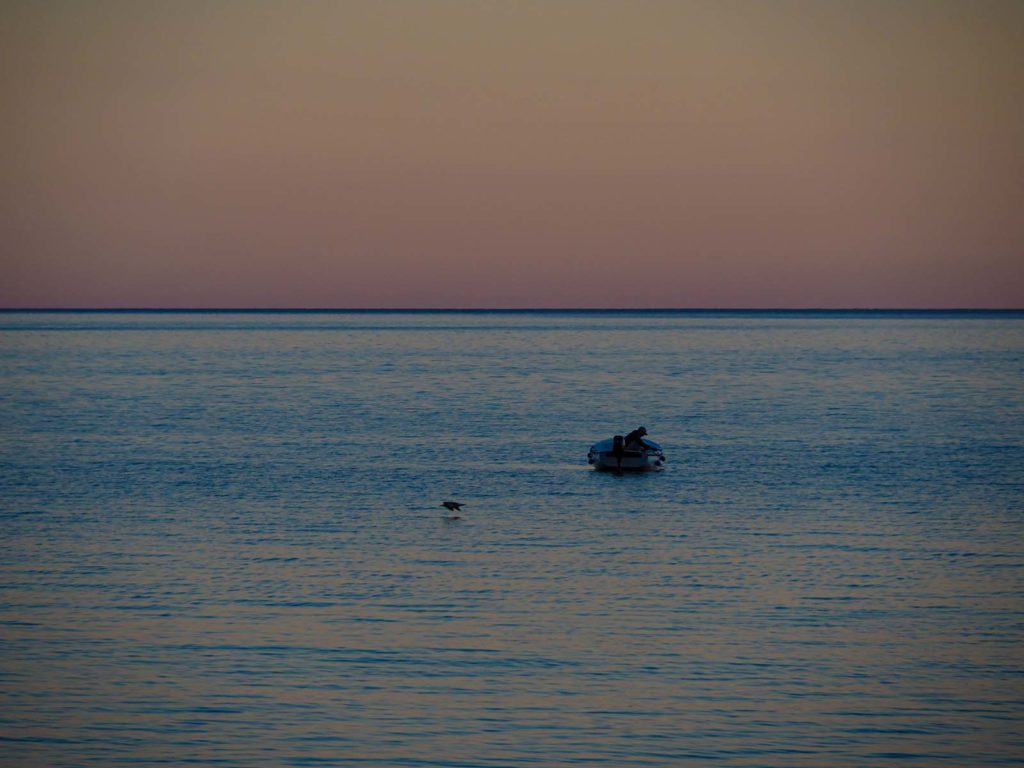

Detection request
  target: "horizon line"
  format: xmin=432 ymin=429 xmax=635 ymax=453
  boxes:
xmin=2 ymin=307 xmax=1022 ymax=313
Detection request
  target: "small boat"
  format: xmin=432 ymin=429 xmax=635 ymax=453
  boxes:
xmin=587 ymin=435 xmax=666 ymax=472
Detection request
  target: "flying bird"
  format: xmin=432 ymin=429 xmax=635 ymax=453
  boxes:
xmin=441 ymin=501 xmax=465 ymax=520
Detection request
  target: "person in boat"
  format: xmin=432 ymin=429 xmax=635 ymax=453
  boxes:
xmin=623 ymin=426 xmax=649 ymax=450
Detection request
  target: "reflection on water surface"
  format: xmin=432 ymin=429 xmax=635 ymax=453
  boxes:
xmin=1 ymin=311 xmax=1022 ymax=766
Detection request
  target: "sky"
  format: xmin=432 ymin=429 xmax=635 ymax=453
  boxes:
xmin=1 ymin=0 xmax=1022 ymax=308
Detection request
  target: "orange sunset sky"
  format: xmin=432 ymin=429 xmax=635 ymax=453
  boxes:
xmin=2 ymin=0 xmax=1022 ymax=308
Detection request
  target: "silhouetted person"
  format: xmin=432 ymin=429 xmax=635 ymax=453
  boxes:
xmin=623 ymin=426 xmax=648 ymax=450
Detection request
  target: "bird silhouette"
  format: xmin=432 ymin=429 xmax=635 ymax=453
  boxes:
xmin=444 ymin=501 xmax=468 ymax=520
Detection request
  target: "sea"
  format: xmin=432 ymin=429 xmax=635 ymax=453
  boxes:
xmin=1 ymin=310 xmax=1022 ymax=767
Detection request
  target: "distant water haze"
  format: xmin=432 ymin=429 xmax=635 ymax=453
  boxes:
xmin=2 ymin=1 xmax=1023 ymax=308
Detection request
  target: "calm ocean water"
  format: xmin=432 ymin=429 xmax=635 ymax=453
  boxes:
xmin=1 ymin=310 xmax=1022 ymax=767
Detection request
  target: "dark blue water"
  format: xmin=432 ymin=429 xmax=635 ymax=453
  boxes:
xmin=1 ymin=311 xmax=1022 ymax=766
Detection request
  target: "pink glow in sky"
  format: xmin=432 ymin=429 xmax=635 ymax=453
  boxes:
xmin=2 ymin=0 xmax=1022 ymax=308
